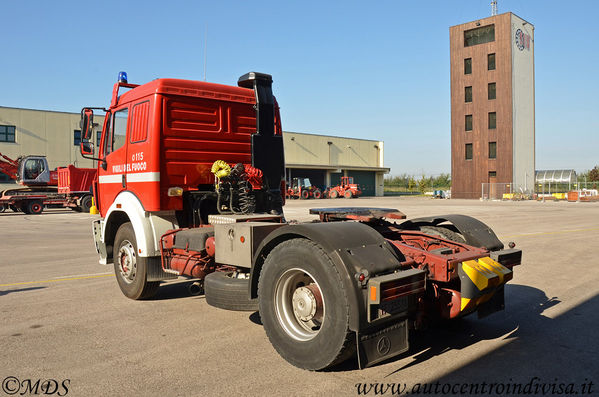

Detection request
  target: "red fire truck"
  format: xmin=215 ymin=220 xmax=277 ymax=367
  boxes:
xmin=79 ymin=72 xmax=521 ymax=370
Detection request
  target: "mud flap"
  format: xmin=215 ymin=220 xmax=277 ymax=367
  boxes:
xmin=92 ymin=219 xmax=108 ymax=265
xmin=477 ymin=286 xmax=505 ymax=319
xmin=357 ymin=320 xmax=409 ymax=369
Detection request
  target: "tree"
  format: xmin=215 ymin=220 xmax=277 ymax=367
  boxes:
xmin=418 ymin=176 xmax=428 ymax=194
xmin=589 ymin=166 xmax=599 ymax=182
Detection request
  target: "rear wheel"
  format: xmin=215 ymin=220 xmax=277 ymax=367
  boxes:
xmin=113 ymin=222 xmax=160 ymax=300
xmin=313 ymin=189 xmax=322 ymax=199
xmin=329 ymin=190 xmax=339 ymax=199
xmin=301 ymin=190 xmax=310 ymax=200
xmin=343 ymin=190 xmax=353 ymax=199
xmin=258 ymin=238 xmax=354 ymax=370
xmin=79 ymin=195 xmax=93 ymax=213
xmin=419 ymin=225 xmax=466 ymax=244
xmin=0 ymin=204 xmax=6 ymax=213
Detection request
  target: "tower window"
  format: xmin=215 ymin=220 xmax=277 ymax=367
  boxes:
xmin=465 ymin=86 xmax=472 ymax=103
xmin=465 ymin=143 xmax=473 ymax=160
xmin=465 ymin=115 xmax=473 ymax=131
xmin=464 ymin=58 xmax=472 ymax=74
xmin=488 ymin=112 xmax=497 ymax=129
xmin=488 ymin=53 xmax=496 ymax=70
xmin=488 ymin=82 xmax=496 ymax=100
xmin=489 ymin=142 xmax=497 ymax=159
xmin=464 ymin=25 xmax=495 ymax=47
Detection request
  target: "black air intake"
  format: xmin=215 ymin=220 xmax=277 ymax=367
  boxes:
xmin=238 ymin=72 xmax=285 ymax=214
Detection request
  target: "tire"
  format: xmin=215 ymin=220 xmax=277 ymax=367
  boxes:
xmin=204 ymin=271 xmax=258 ymax=311
xmin=0 ymin=204 xmax=6 ymax=213
xmin=113 ymin=222 xmax=160 ymax=300
xmin=313 ymin=189 xmax=322 ymax=199
xmin=79 ymin=195 xmax=93 ymax=213
xmin=419 ymin=225 xmax=466 ymax=244
xmin=258 ymin=238 xmax=355 ymax=370
xmin=10 ymin=204 xmax=20 ymax=213
xmin=343 ymin=190 xmax=353 ymax=199
xmin=25 ymin=200 xmax=44 ymax=215
xmin=329 ymin=190 xmax=339 ymax=199
xmin=301 ymin=190 xmax=310 ymax=200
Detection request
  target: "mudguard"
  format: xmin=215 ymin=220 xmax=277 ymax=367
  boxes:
xmin=398 ymin=214 xmax=504 ymax=251
xmin=250 ymin=221 xmax=408 ymax=332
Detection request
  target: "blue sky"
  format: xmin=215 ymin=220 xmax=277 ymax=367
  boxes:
xmin=2 ymin=1 xmax=597 ymax=175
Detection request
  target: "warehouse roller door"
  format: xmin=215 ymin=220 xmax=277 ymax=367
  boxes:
xmin=288 ymin=169 xmax=326 ymax=191
xmin=347 ymin=171 xmax=376 ymax=196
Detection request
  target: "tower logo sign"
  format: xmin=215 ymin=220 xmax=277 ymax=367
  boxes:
xmin=515 ymin=29 xmax=531 ymax=51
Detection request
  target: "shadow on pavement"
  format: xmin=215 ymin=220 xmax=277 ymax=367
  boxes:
xmin=0 ymin=286 xmax=46 ymax=296
xmin=411 ymin=286 xmax=598 ymax=392
xmin=328 ymin=284 xmax=563 ymax=373
xmin=152 ymin=280 xmax=204 ymax=301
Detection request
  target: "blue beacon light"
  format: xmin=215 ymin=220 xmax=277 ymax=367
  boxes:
xmin=118 ymin=71 xmax=128 ymax=83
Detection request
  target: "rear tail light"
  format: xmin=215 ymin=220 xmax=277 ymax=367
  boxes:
xmin=167 ymin=187 xmax=183 ymax=197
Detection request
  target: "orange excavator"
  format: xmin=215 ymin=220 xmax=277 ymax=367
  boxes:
xmin=0 ymin=152 xmax=95 ymax=214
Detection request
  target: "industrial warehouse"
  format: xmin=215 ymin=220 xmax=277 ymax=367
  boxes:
xmin=0 ymin=106 xmax=388 ymax=196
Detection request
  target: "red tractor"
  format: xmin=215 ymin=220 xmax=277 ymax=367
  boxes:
xmin=327 ymin=176 xmax=362 ymax=198
xmin=286 ymin=177 xmax=323 ymax=199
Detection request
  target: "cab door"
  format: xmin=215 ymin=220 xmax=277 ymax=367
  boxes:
xmin=97 ymin=106 xmax=129 ymax=214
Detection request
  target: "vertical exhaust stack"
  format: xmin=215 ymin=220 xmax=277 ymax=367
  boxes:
xmin=238 ymin=72 xmax=285 ymax=214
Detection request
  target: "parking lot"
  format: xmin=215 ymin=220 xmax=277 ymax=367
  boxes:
xmin=1 ymin=196 xmax=598 ymax=396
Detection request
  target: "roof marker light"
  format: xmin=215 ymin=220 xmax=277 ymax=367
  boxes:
xmin=118 ymin=71 xmax=128 ymax=83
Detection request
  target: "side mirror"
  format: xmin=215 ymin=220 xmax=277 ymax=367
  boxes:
xmin=80 ymin=108 xmax=94 ymax=140
xmin=80 ymin=141 xmax=93 ymax=156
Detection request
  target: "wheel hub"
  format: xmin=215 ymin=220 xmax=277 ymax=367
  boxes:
xmin=118 ymin=241 xmax=136 ymax=283
xmin=292 ymin=284 xmax=323 ymax=322
xmin=274 ymin=269 xmax=326 ymax=341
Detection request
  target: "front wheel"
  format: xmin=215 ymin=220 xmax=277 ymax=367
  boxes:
xmin=113 ymin=222 xmax=159 ymax=300
xmin=313 ymin=189 xmax=322 ymax=199
xmin=258 ymin=238 xmax=355 ymax=370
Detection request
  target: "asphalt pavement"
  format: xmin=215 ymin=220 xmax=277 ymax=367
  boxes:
xmin=1 ymin=197 xmax=598 ymax=396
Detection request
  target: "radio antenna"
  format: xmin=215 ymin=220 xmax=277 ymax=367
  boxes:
xmin=491 ymin=0 xmax=498 ymax=16
xmin=203 ymin=25 xmax=208 ymax=81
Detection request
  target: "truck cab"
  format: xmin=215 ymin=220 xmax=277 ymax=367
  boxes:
xmin=18 ymin=156 xmax=58 ymax=186
xmin=80 ymin=72 xmax=285 ymax=264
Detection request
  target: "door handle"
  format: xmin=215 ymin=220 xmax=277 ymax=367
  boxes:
xmin=122 ymin=174 xmax=126 ymax=188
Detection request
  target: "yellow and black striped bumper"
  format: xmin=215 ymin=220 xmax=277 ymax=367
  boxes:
xmin=458 ymin=257 xmax=513 ymax=314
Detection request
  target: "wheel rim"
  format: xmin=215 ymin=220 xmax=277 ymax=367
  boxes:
xmin=32 ymin=203 xmax=42 ymax=213
xmin=117 ymin=240 xmax=137 ymax=284
xmin=274 ymin=268 xmax=325 ymax=341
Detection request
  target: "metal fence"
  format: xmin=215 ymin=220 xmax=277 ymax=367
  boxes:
xmin=482 ymin=181 xmax=599 ymax=200
xmin=481 ymin=183 xmax=512 ymax=200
